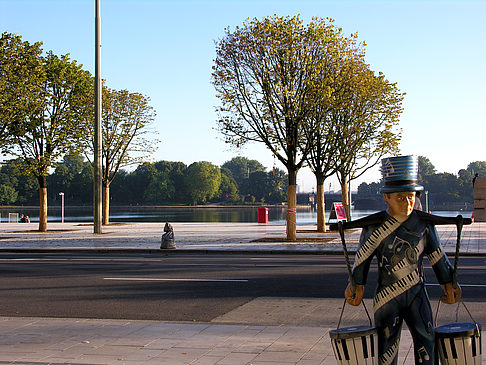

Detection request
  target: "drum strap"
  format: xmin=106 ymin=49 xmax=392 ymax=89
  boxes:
xmin=435 ymin=298 xmax=481 ymax=337
xmin=336 ymin=298 xmax=373 ymax=334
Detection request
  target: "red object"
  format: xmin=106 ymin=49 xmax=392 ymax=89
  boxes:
xmin=258 ymin=207 xmax=269 ymax=223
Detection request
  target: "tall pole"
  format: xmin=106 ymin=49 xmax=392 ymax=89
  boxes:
xmin=94 ymin=0 xmax=103 ymax=233
xmin=348 ymin=178 xmax=352 ymax=221
xmin=59 ymin=192 xmax=64 ymax=223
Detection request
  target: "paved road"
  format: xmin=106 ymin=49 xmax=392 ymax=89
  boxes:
xmin=0 ymin=253 xmax=485 ymax=323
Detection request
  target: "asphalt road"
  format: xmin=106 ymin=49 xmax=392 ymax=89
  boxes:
xmin=0 ymin=253 xmax=485 ymax=322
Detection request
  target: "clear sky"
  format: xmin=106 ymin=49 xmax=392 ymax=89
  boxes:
xmin=1 ymin=0 xmax=485 ymax=192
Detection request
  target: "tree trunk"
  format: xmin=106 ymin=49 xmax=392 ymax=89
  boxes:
xmin=103 ymin=184 xmax=110 ymax=225
xmin=287 ymin=184 xmax=297 ymax=241
xmin=316 ymin=183 xmax=326 ymax=232
xmin=38 ymin=176 xmax=47 ymax=232
xmin=340 ymin=176 xmax=350 ymax=220
xmin=286 ymin=168 xmax=298 ymax=241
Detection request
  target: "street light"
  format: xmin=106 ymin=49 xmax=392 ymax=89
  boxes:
xmin=59 ymin=192 xmax=64 ymax=223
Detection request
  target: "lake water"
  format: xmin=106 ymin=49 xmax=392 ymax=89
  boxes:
xmin=0 ymin=206 xmax=473 ymax=224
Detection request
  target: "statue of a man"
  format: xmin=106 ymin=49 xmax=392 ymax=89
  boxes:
xmin=344 ymin=155 xmax=461 ymax=365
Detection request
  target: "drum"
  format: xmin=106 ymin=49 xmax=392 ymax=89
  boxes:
xmin=435 ymin=322 xmax=482 ymax=365
xmin=330 ymin=325 xmax=378 ymax=365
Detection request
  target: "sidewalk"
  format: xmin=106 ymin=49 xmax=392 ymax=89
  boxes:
xmin=0 ymin=315 xmax=419 ymax=365
xmin=0 ymin=221 xmax=484 ymax=364
xmin=1 ymin=220 xmax=485 ymax=254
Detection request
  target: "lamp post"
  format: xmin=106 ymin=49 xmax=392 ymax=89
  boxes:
xmin=94 ymin=0 xmax=102 ymax=233
xmin=59 ymin=192 xmax=64 ymax=223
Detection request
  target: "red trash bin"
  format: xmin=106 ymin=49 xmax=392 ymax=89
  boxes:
xmin=258 ymin=207 xmax=269 ymax=223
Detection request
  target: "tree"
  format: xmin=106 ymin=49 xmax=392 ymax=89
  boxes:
xmin=1 ymin=33 xmax=92 ymax=231
xmin=266 ymin=168 xmax=288 ymax=203
xmin=457 ymin=168 xmax=473 ymax=203
xmin=184 ymin=161 xmax=222 ymax=205
xmin=467 ymin=161 xmax=486 ymax=177
xmin=0 ymin=33 xmax=43 ymax=148
xmin=122 ymin=162 xmax=157 ymax=205
xmin=219 ymin=168 xmax=239 ymax=202
xmin=80 ymin=85 xmax=158 ymax=224
xmin=302 ymin=22 xmax=360 ymax=231
xmin=427 ymin=172 xmax=462 ymax=204
xmin=0 ymin=184 xmax=18 ymax=205
xmin=418 ymin=156 xmax=436 ymax=187
xmin=143 ymin=170 xmax=173 ymax=203
xmin=48 ymin=154 xmax=93 ymax=205
xmin=221 ymin=157 xmax=265 ymax=199
xmin=152 ymin=161 xmax=187 ymax=202
xmin=332 ymin=56 xmax=404 ymax=218
xmin=0 ymin=159 xmax=38 ymax=205
xmin=213 ymin=15 xmax=322 ymax=240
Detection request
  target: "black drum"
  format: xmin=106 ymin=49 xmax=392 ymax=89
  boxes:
xmin=435 ymin=322 xmax=482 ymax=365
xmin=330 ymin=325 xmax=378 ymax=365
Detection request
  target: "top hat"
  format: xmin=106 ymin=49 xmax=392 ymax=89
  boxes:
xmin=379 ymin=155 xmax=424 ymax=194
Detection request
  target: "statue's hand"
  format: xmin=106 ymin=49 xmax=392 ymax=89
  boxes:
xmin=440 ymin=282 xmax=461 ymax=304
xmin=345 ymin=283 xmax=364 ymax=306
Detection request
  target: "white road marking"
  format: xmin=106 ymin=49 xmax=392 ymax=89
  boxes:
xmin=426 ymin=283 xmax=486 ymax=287
xmin=103 ymin=277 xmax=248 ymax=282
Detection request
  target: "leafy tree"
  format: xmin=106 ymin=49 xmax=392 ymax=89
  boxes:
xmin=357 ymin=181 xmax=381 ymax=197
xmin=0 ymin=159 xmax=38 ymax=205
xmin=302 ymin=22 xmax=361 ymax=231
xmin=457 ymin=169 xmax=473 ymax=202
xmin=1 ymin=33 xmax=92 ymax=231
xmin=418 ymin=156 xmax=436 ymax=187
xmin=221 ymin=157 xmax=265 ymax=198
xmin=213 ymin=15 xmax=323 ymax=239
xmin=0 ymin=184 xmax=17 ymax=205
xmin=266 ymin=168 xmax=288 ymax=203
xmin=185 ymin=161 xmax=221 ymax=205
xmin=152 ymin=161 xmax=187 ymax=202
xmin=467 ymin=161 xmax=486 ymax=177
xmin=0 ymin=33 xmax=43 ymax=148
xmin=80 ymin=85 xmax=158 ymax=224
xmin=123 ymin=162 xmax=157 ymax=204
xmin=332 ymin=58 xmax=404 ymax=218
xmin=427 ymin=172 xmax=462 ymax=204
xmin=109 ymin=169 xmax=130 ymax=204
xmin=48 ymin=154 xmax=92 ymax=205
xmin=219 ymin=168 xmax=239 ymax=202
xmin=143 ymin=170 xmax=173 ymax=203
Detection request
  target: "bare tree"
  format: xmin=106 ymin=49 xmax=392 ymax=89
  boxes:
xmin=81 ymin=85 xmax=158 ymax=224
xmin=331 ymin=60 xmax=404 ymax=218
xmin=213 ymin=15 xmax=342 ymax=240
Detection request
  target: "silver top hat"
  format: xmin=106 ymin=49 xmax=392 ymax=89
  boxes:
xmin=379 ymin=155 xmax=424 ymax=194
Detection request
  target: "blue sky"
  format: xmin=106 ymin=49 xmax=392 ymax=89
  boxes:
xmin=1 ymin=0 xmax=485 ymax=192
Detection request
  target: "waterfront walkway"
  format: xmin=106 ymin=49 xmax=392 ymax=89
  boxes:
xmin=0 ymin=221 xmax=484 ymax=364
xmin=1 ymin=220 xmax=484 ymax=254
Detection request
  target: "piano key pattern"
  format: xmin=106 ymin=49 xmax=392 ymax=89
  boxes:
xmin=427 ymin=246 xmax=444 ymax=266
xmin=379 ymin=337 xmax=400 ymax=365
xmin=437 ymin=332 xmax=482 ymax=365
xmin=373 ymin=270 xmax=421 ymax=312
xmin=353 ymin=216 xmax=403 ymax=269
xmin=331 ymin=331 xmax=378 ymax=365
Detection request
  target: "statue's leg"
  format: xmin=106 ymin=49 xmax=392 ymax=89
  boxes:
xmin=403 ymin=288 xmax=436 ymax=365
xmin=375 ymin=300 xmax=403 ymax=365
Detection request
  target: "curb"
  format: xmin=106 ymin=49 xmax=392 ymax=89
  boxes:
xmin=0 ymin=248 xmax=485 ymax=256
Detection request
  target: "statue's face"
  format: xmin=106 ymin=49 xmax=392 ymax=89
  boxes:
xmin=383 ymin=192 xmax=416 ymax=219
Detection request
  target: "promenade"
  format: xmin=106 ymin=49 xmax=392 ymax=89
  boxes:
xmin=0 ymin=221 xmax=484 ymax=364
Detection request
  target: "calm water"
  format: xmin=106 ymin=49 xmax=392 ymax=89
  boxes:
xmin=0 ymin=206 xmax=472 ymax=224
